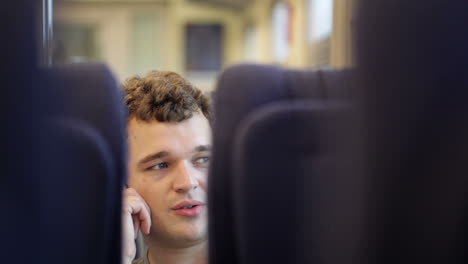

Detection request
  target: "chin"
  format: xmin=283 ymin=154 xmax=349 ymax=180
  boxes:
xmin=173 ymin=224 xmax=207 ymax=244
xmin=180 ymin=228 xmax=206 ymax=241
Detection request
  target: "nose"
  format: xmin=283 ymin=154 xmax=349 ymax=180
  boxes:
xmin=172 ymin=161 xmax=198 ymax=193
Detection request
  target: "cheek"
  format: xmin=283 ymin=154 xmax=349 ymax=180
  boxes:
xmin=139 ymin=188 xmax=165 ymax=220
xmin=198 ymin=180 xmax=207 ymax=191
xmin=196 ymin=171 xmax=208 ymax=190
xmin=134 ymin=172 xmax=162 ymax=190
xmin=136 ymin=179 xmax=167 ymax=206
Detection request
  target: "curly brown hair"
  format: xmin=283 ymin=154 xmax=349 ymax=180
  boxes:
xmin=123 ymin=71 xmax=211 ymax=123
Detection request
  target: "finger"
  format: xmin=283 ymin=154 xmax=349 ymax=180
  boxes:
xmin=131 ymin=197 xmax=152 ymax=235
xmin=132 ymin=214 xmax=140 ymax=239
xmin=137 ymin=202 xmax=151 ymax=235
xmin=124 ymin=189 xmax=152 ymax=235
xmin=122 ymin=210 xmax=136 ymax=261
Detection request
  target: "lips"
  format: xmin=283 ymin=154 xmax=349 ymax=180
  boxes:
xmin=172 ymin=200 xmax=205 ymax=217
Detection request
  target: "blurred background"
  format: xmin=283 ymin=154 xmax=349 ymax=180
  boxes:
xmin=53 ymin=0 xmax=354 ymax=91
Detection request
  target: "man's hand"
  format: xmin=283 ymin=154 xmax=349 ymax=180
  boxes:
xmin=122 ymin=188 xmax=152 ymax=264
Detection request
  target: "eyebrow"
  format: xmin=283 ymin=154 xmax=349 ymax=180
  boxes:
xmin=138 ymin=145 xmax=211 ymax=166
xmin=138 ymin=151 xmax=170 ymax=165
xmin=193 ymin=145 xmax=212 ymax=153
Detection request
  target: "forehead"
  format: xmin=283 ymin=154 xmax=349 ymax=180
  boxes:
xmin=127 ymin=113 xmax=211 ymax=160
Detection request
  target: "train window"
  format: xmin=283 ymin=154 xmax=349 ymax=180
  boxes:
xmin=129 ymin=14 xmax=162 ymax=76
xmin=243 ymin=23 xmax=259 ymax=62
xmin=271 ymin=0 xmax=291 ymax=63
xmin=306 ymin=0 xmax=334 ymax=67
xmin=185 ymin=23 xmax=223 ymax=72
xmin=50 ymin=0 xmax=349 ymax=88
xmin=307 ymin=0 xmax=333 ymax=42
xmin=53 ymin=23 xmax=100 ymax=64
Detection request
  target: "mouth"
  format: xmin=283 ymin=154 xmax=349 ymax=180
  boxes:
xmin=172 ymin=200 xmax=205 ymax=217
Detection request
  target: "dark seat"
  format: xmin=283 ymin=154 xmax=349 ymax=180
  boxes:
xmin=1 ymin=1 xmax=43 ymax=263
xmin=356 ymin=0 xmax=468 ymax=263
xmin=3 ymin=15 xmax=126 ymax=260
xmin=38 ymin=63 xmax=126 ymax=264
xmin=208 ymin=64 xmax=355 ymax=264
xmin=2 ymin=1 xmax=125 ymax=261
xmin=234 ymin=100 xmax=362 ymax=264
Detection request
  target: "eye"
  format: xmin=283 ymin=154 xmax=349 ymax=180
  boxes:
xmin=148 ymin=162 xmax=169 ymax=170
xmin=194 ymin=157 xmax=210 ymax=166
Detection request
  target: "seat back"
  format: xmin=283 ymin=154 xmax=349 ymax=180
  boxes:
xmin=3 ymin=2 xmax=125 ymax=263
xmin=356 ymin=0 xmax=468 ymax=263
xmin=208 ymin=64 xmax=354 ymax=264
xmin=1 ymin=1 xmax=42 ymax=263
xmin=38 ymin=63 xmax=126 ymax=264
xmin=233 ymin=100 xmax=361 ymax=264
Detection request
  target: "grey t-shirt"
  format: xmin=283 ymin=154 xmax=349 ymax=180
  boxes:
xmin=132 ymin=248 xmax=149 ymax=264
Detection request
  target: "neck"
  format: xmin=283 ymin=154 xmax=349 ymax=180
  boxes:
xmin=145 ymin=239 xmax=207 ymax=264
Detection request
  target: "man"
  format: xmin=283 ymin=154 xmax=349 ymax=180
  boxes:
xmin=121 ymin=71 xmax=211 ymax=264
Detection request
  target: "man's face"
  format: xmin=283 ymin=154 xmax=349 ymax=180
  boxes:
xmin=127 ymin=113 xmax=211 ymax=247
